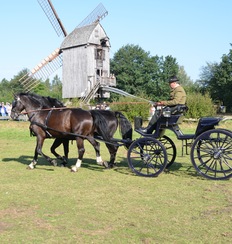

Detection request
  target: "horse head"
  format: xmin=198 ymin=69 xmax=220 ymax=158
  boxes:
xmin=11 ymin=94 xmax=25 ymax=120
xmin=11 ymin=92 xmax=40 ymax=120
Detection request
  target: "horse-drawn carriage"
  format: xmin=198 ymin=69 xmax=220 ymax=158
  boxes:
xmin=11 ymin=93 xmax=232 ymax=180
xmin=129 ymin=105 xmax=232 ymax=180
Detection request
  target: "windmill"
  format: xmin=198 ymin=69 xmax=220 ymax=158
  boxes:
xmin=20 ymin=0 xmax=115 ymax=103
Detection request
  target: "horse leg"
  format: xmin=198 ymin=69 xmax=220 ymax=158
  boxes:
xmin=87 ymin=137 xmax=109 ymax=168
xmin=28 ymin=135 xmax=56 ymax=169
xmin=71 ymin=138 xmax=85 ymax=172
xmin=50 ymin=138 xmax=69 ymax=167
xmin=105 ymin=143 xmax=119 ymax=168
xmin=62 ymin=139 xmax=69 ymax=166
xmin=28 ymin=147 xmax=39 ymax=170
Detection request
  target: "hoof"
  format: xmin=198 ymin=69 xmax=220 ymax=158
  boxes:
xmin=102 ymin=161 xmax=109 ymax=168
xmin=103 ymin=162 xmax=116 ymax=169
xmin=62 ymin=156 xmax=68 ymax=165
xmin=27 ymin=166 xmax=34 ymax=170
xmin=109 ymin=163 xmax=116 ymax=169
xmin=51 ymin=159 xmax=57 ymax=167
xmin=60 ymin=163 xmax=67 ymax=167
xmin=70 ymin=166 xmax=78 ymax=172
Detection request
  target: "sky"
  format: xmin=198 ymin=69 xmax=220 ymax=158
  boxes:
xmin=1 ymin=0 xmax=232 ymax=82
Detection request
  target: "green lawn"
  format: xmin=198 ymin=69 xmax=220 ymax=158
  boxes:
xmin=0 ymin=120 xmax=232 ymax=243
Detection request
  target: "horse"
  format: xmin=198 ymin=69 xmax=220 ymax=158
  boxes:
xmin=10 ymin=92 xmax=70 ymax=166
xmin=11 ymin=93 xmax=133 ymax=172
xmin=30 ymin=93 xmax=133 ymax=168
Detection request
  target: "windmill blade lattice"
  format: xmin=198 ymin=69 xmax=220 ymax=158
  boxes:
xmin=20 ymin=48 xmax=62 ymax=92
xmin=77 ymin=3 xmax=108 ymax=28
xmin=37 ymin=0 xmax=67 ymax=37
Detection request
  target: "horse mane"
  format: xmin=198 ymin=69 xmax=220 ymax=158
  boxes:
xmin=17 ymin=92 xmax=65 ymax=108
xmin=46 ymin=96 xmax=65 ymax=108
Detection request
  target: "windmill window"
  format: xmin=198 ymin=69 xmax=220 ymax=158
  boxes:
xmin=101 ymin=38 xmax=108 ymax=47
xmin=95 ymin=49 xmax=105 ymax=60
xmin=95 ymin=29 xmax=99 ymax=38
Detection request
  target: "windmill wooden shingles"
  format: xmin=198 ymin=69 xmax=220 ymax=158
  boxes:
xmin=60 ymin=22 xmax=116 ymax=99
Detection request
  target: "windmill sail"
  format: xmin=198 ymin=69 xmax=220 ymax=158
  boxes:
xmin=77 ymin=3 xmax=108 ymax=28
xmin=37 ymin=0 xmax=67 ymax=37
xmin=20 ymin=48 xmax=62 ymax=91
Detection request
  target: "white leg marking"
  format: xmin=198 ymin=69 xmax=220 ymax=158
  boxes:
xmin=28 ymin=163 xmax=34 ymax=169
xmin=76 ymin=159 xmax=82 ymax=168
xmin=97 ymin=156 xmax=103 ymax=164
xmin=71 ymin=159 xmax=82 ymax=172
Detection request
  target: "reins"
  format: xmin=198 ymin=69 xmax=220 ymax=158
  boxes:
xmin=20 ymin=106 xmax=67 ymax=115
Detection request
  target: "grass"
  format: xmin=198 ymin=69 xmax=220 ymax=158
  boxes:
xmin=0 ymin=120 xmax=232 ymax=243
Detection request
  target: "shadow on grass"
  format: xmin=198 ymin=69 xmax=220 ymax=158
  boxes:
xmin=2 ymin=155 xmax=205 ymax=180
xmin=2 ymin=155 xmax=127 ymax=173
xmin=164 ymin=161 xmax=205 ymax=180
xmin=115 ymin=157 xmax=206 ymax=180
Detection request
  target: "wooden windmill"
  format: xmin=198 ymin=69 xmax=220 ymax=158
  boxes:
xmin=20 ymin=0 xmax=116 ymax=103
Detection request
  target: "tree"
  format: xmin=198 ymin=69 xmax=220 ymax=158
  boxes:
xmin=157 ymin=55 xmax=179 ymax=100
xmin=198 ymin=47 xmax=232 ymax=111
xmin=110 ymin=44 xmax=155 ymax=97
xmin=51 ymin=75 xmax=62 ymax=99
xmin=110 ymin=44 xmax=180 ymax=102
xmin=197 ymin=62 xmax=218 ymax=94
xmin=0 ymin=69 xmax=27 ymax=102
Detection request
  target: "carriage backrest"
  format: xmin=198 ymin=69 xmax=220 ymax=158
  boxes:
xmin=195 ymin=117 xmax=221 ymax=137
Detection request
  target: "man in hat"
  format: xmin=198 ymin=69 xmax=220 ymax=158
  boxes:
xmin=138 ymin=75 xmax=187 ymax=134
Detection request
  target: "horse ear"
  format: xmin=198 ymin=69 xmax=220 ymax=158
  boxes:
xmin=12 ymin=92 xmax=17 ymax=99
xmin=12 ymin=92 xmax=19 ymax=101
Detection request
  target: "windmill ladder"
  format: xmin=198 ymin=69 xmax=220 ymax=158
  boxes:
xmin=79 ymin=80 xmax=101 ymax=106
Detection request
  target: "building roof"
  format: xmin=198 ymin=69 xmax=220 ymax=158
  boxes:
xmin=60 ymin=22 xmax=109 ymax=50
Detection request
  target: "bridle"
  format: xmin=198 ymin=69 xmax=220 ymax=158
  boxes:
xmin=11 ymin=96 xmax=66 ymax=117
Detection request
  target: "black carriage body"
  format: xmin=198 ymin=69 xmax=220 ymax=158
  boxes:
xmin=135 ymin=113 xmax=221 ymax=140
xmin=131 ymin=110 xmax=232 ymax=180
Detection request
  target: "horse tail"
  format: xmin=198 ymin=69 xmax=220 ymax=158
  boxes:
xmin=90 ymin=110 xmax=111 ymax=142
xmin=115 ymin=111 xmax=133 ymax=147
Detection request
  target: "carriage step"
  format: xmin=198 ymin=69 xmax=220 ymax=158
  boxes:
xmin=177 ymin=134 xmax=195 ymax=140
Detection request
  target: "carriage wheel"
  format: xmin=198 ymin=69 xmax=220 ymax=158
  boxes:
xmin=190 ymin=129 xmax=232 ymax=180
xmin=160 ymin=135 xmax=176 ymax=168
xmin=127 ymin=137 xmax=167 ymax=177
xmin=196 ymin=128 xmax=232 ymax=175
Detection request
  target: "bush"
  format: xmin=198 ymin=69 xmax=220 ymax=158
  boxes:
xmin=110 ymin=97 xmax=150 ymax=122
xmin=185 ymin=92 xmax=216 ymax=118
xmin=109 ymin=92 xmax=216 ymax=122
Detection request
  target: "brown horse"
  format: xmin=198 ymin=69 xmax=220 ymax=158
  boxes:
xmin=11 ymin=92 xmax=70 ymax=166
xmin=11 ymin=93 xmax=133 ymax=171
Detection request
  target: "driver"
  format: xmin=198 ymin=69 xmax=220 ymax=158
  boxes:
xmin=138 ymin=75 xmax=187 ymax=134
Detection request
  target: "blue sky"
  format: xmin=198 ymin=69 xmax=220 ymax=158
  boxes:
xmin=1 ymin=0 xmax=232 ymax=82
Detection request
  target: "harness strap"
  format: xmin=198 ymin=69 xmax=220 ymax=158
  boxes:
xmin=44 ymin=109 xmax=53 ymax=137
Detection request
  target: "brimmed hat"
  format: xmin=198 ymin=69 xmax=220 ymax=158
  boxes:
xmin=169 ymin=75 xmax=179 ymax=83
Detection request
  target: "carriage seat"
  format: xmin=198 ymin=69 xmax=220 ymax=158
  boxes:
xmin=195 ymin=117 xmax=221 ymax=137
xmin=176 ymin=117 xmax=221 ymax=156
